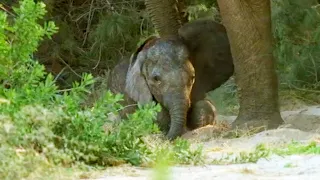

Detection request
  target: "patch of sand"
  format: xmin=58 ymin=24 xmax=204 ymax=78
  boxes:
xmin=91 ymin=106 xmax=320 ymax=180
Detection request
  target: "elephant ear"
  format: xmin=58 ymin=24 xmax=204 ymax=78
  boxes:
xmin=125 ymin=36 xmax=159 ymax=104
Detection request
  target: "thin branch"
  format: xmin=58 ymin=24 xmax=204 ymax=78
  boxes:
xmin=54 ymin=66 xmax=67 ymax=82
xmin=82 ymin=0 xmax=95 ymax=46
xmin=92 ymin=43 xmax=102 ymax=69
xmin=57 ymin=55 xmax=82 ymax=78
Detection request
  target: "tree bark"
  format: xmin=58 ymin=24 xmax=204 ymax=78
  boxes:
xmin=217 ymin=0 xmax=284 ymax=129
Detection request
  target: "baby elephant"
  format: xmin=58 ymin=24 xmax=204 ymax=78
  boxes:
xmin=108 ymin=19 xmax=234 ymax=140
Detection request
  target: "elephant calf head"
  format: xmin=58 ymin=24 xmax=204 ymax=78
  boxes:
xmin=125 ymin=36 xmax=196 ymax=140
xmin=107 ymin=19 xmax=233 ymax=140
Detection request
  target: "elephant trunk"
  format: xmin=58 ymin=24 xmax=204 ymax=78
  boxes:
xmin=164 ymin=93 xmax=190 ymax=140
xmin=145 ymin=0 xmax=184 ymax=37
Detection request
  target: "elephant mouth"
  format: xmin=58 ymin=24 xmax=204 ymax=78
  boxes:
xmin=152 ymin=95 xmax=159 ymax=104
xmin=152 ymin=95 xmax=161 ymax=106
xmin=152 ymin=95 xmax=157 ymax=102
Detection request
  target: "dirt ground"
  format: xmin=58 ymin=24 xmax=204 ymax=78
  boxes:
xmin=91 ymin=105 xmax=320 ymax=180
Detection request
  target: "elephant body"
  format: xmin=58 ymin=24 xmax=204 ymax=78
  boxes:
xmin=179 ymin=19 xmax=234 ymax=103
xmin=107 ymin=57 xmax=136 ymax=115
xmin=143 ymin=0 xmax=283 ymax=131
xmin=107 ymin=19 xmax=234 ymax=140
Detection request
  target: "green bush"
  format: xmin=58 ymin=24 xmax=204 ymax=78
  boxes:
xmin=0 ymin=0 xmax=158 ymax=168
xmin=30 ymin=0 xmax=155 ymax=89
xmin=0 ymin=1 xmax=204 ymax=178
xmin=272 ymin=0 xmax=320 ymax=90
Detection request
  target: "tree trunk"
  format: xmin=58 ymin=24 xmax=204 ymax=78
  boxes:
xmin=217 ymin=0 xmax=284 ymax=129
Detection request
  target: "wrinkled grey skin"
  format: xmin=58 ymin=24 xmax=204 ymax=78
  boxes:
xmin=179 ymin=19 xmax=234 ymax=103
xmin=109 ymin=37 xmax=198 ymax=139
xmin=108 ymin=19 xmax=233 ymax=140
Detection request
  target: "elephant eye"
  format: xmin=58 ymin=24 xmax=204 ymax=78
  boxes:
xmin=152 ymin=75 xmax=161 ymax=83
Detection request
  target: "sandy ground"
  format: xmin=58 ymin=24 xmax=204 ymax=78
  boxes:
xmin=92 ymin=105 xmax=320 ymax=180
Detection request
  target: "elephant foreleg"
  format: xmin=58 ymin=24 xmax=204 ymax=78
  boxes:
xmin=187 ymin=99 xmax=217 ymax=130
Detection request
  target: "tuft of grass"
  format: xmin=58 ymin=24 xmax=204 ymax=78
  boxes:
xmin=152 ymin=150 xmax=172 ymax=180
xmin=150 ymin=138 xmax=204 ymax=180
xmin=284 ymin=162 xmax=298 ymax=168
xmin=212 ymin=141 xmax=320 ymax=165
xmin=212 ymin=144 xmax=271 ymax=165
xmin=145 ymin=136 xmax=205 ymax=167
xmin=221 ymin=125 xmax=267 ymax=139
xmin=274 ymin=141 xmax=320 ymax=155
xmin=240 ymin=167 xmax=255 ymax=174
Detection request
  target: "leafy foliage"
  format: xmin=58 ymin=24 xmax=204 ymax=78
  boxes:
xmin=272 ymin=0 xmax=320 ymax=90
xmin=0 ymin=1 xmax=203 ymax=179
xmin=30 ymin=0 xmax=155 ymax=88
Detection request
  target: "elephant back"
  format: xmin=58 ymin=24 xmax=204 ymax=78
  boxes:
xmin=107 ymin=58 xmax=137 ymax=117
